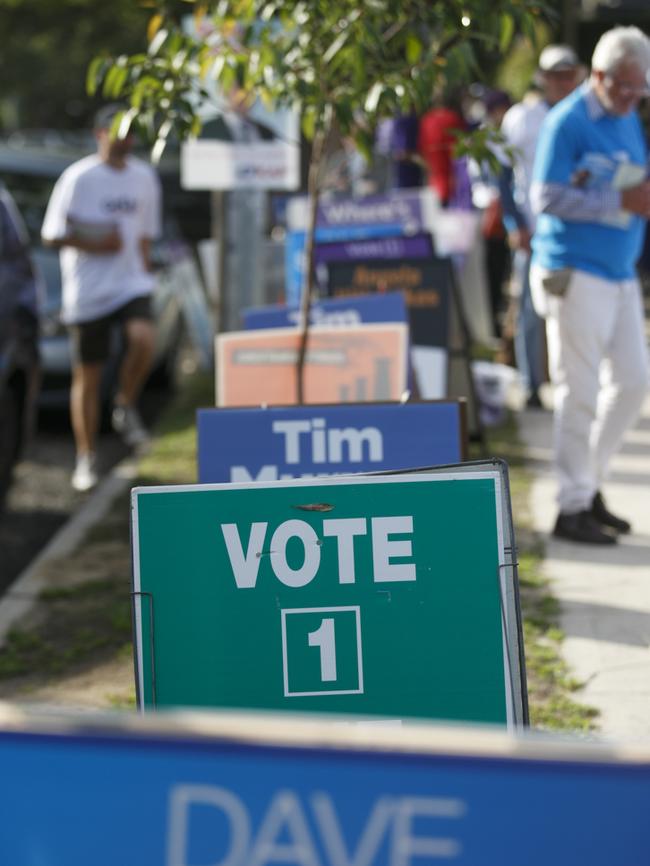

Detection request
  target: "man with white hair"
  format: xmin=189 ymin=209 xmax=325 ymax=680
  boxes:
xmin=530 ymin=26 xmax=650 ymax=544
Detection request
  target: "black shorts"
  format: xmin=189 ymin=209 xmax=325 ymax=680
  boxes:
xmin=69 ymin=296 xmax=152 ymax=365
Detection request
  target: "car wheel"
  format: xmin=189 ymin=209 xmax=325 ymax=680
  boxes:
xmin=0 ymin=386 xmax=20 ymax=511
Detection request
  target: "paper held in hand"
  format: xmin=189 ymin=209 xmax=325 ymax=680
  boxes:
xmin=612 ymin=162 xmax=646 ymax=190
xmin=67 ymin=216 xmax=118 ymax=241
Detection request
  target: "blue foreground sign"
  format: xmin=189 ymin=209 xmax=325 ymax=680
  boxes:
xmin=197 ymin=401 xmax=465 ymax=483
xmin=0 ymin=710 xmax=649 ymax=865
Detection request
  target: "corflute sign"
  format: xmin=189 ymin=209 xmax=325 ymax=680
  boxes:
xmin=1 ymin=711 xmax=649 ymax=866
xmin=131 ymin=469 xmax=519 ymax=726
xmin=197 ymin=403 xmax=465 ymax=483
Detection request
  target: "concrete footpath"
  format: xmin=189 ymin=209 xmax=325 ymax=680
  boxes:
xmin=519 ymin=390 xmax=650 ymax=743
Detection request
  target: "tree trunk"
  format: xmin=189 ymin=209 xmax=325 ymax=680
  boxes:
xmin=296 ymin=115 xmax=330 ymax=404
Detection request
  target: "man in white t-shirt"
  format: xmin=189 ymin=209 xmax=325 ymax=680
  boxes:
xmin=42 ymin=104 xmax=162 ymax=492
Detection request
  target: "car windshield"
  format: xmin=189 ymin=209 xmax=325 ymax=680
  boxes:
xmin=1 ymin=170 xmax=59 ymax=244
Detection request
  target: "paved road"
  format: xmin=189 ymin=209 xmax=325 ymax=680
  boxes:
xmin=0 ymin=386 xmax=168 ymax=593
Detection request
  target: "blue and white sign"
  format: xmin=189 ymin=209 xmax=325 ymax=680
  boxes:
xmin=242 ymin=292 xmax=409 ymax=331
xmin=287 ymin=189 xmax=439 ymax=238
xmin=197 ymin=401 xmax=465 ymax=483
xmin=1 ymin=710 xmax=649 ymax=866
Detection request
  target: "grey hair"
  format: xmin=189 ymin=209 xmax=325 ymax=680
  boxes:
xmin=591 ymin=26 xmax=650 ymax=74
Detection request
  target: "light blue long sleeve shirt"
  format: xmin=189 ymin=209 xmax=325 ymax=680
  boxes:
xmin=530 ymin=82 xmax=647 ymax=280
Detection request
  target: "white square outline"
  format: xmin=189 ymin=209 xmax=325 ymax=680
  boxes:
xmin=281 ymin=606 xmax=364 ymax=697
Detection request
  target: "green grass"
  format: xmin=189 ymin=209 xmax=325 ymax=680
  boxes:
xmin=137 ymin=372 xmax=214 ymax=485
xmin=481 ymin=412 xmax=599 ymax=731
xmin=0 ymin=579 xmax=132 ymax=679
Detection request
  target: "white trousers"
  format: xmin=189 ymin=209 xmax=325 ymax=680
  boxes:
xmin=538 ymin=268 xmax=649 ymax=513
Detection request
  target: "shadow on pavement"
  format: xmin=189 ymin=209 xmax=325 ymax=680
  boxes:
xmin=560 ymin=599 xmax=650 ymax=647
xmin=549 ymin=534 xmax=650 ymax=566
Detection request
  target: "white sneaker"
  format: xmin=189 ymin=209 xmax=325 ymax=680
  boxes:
xmin=112 ymin=404 xmax=150 ymax=449
xmin=71 ymin=453 xmax=98 ymax=492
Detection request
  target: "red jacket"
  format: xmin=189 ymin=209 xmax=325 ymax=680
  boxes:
xmin=417 ymin=107 xmax=466 ymax=205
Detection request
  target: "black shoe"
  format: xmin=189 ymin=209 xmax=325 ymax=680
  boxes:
xmin=591 ymin=491 xmax=631 ymax=535
xmin=553 ymin=510 xmax=617 ymax=545
xmin=526 ymin=390 xmax=544 ymax=409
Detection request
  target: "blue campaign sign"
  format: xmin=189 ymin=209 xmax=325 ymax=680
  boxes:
xmin=286 ymin=230 xmax=412 ymax=306
xmin=242 ymin=292 xmax=409 ymax=331
xmin=1 ymin=711 xmax=649 ymax=865
xmin=285 ymin=190 xmax=440 ymax=303
xmin=197 ymin=401 xmax=465 ymax=483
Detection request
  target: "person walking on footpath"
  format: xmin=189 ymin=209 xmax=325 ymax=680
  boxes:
xmin=530 ymin=26 xmax=650 ymax=545
xmin=500 ymin=45 xmax=582 ymax=408
xmin=42 ymin=104 xmax=162 ymax=492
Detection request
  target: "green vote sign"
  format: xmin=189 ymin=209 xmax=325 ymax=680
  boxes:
xmin=131 ymin=466 xmax=526 ymax=727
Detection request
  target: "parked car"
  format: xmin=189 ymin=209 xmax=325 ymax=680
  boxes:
xmin=0 ymin=186 xmax=40 ymax=508
xmin=0 ymin=135 xmax=210 ymax=412
xmin=0 ymin=309 xmax=40 ymax=508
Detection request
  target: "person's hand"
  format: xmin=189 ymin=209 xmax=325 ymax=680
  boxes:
xmin=620 ymin=181 xmax=650 ymax=217
xmin=507 ymin=227 xmax=531 ymax=252
xmin=69 ymin=227 xmax=122 ymax=254
xmin=88 ymin=228 xmax=122 ymax=254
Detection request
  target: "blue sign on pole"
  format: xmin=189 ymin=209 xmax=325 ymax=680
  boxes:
xmin=242 ymin=292 xmax=409 ymax=331
xmin=286 ymin=229 xmax=414 ymax=305
xmin=1 ymin=712 xmax=649 ymax=866
xmin=197 ymin=401 xmax=465 ymax=483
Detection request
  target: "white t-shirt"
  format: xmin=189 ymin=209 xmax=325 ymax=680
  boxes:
xmin=41 ymin=154 xmax=162 ymax=324
xmin=500 ymin=96 xmax=549 ymax=232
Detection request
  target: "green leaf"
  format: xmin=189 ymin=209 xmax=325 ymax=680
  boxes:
xmin=405 ymin=34 xmax=423 ymax=65
xmin=86 ymin=56 xmax=105 ymax=97
xmin=499 ymin=13 xmax=515 ymax=52
xmin=301 ymin=108 xmax=317 ymax=140
xmin=132 ymin=75 xmax=162 ymax=109
xmin=147 ymin=13 xmax=164 ymax=44
xmin=364 ymin=81 xmax=385 ymax=113
xmin=151 ymin=136 xmax=169 ymax=165
xmin=148 ymin=28 xmax=169 ymax=57
xmin=211 ymin=55 xmax=226 ymax=80
xmin=219 ymin=63 xmax=236 ymax=93
xmin=323 ymin=30 xmax=349 ymax=65
xmin=102 ymin=65 xmax=128 ymax=99
xmin=108 ymin=111 xmax=125 ymax=141
xmin=171 ymin=50 xmax=189 ymax=73
xmin=117 ymin=106 xmax=138 ymax=139
xmin=353 ymin=127 xmax=374 ymax=162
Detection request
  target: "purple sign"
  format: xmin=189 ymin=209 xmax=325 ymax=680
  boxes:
xmin=314 ymin=234 xmax=434 ymax=265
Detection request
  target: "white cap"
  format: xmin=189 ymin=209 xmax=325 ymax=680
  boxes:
xmin=538 ymin=44 xmax=579 ymax=72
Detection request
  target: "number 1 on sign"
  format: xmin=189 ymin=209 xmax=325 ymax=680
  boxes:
xmin=281 ymin=606 xmax=362 ymax=697
xmin=308 ymin=618 xmax=337 ymax=682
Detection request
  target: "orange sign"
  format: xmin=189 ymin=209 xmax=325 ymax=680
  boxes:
xmin=216 ymin=324 xmax=409 ymax=407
